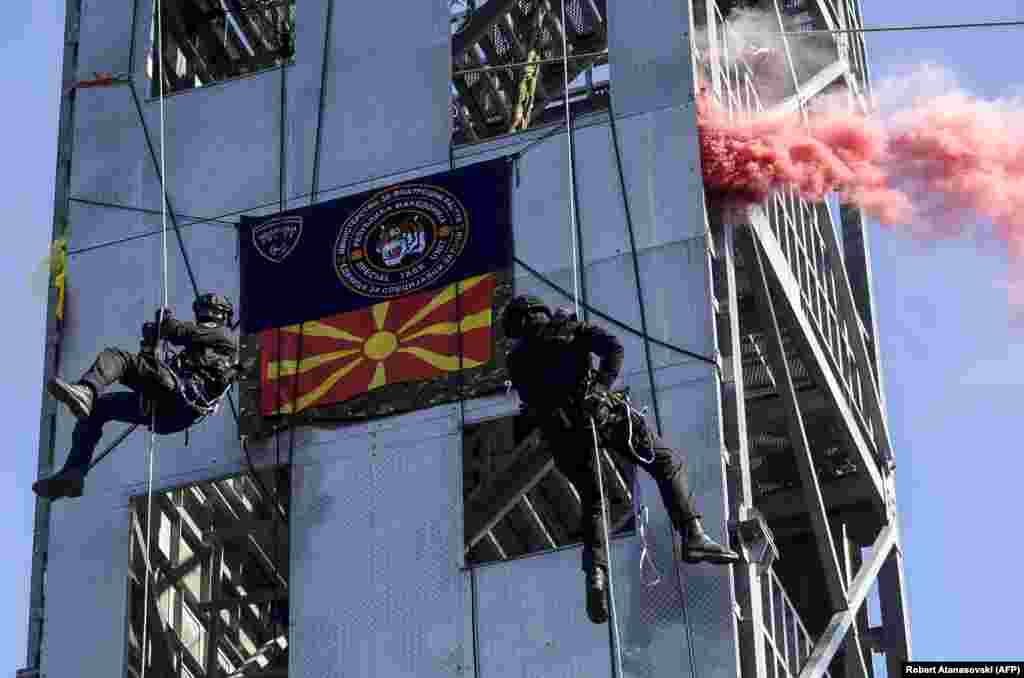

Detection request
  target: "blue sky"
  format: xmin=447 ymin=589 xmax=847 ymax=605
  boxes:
xmin=3 ymin=1 xmax=1022 ymax=673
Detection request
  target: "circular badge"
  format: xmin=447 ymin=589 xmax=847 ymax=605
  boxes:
xmin=334 ymin=184 xmax=470 ymax=299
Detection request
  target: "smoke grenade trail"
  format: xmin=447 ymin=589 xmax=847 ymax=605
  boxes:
xmin=697 ymin=61 xmax=1024 ymax=315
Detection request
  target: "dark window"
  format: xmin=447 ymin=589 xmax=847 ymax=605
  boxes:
xmin=126 ymin=469 xmax=289 ymax=678
xmin=463 ymin=413 xmax=635 ymax=567
xmin=148 ymin=0 xmax=296 ymax=97
xmin=450 ymin=0 xmax=610 ymax=146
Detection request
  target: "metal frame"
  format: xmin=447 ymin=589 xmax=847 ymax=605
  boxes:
xmin=698 ymin=2 xmax=911 ymax=676
xmin=126 ymin=473 xmax=289 ymax=678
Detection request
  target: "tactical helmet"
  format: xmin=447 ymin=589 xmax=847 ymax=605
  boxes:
xmin=193 ymin=293 xmax=234 ymax=326
xmin=502 ymin=294 xmax=551 ymax=338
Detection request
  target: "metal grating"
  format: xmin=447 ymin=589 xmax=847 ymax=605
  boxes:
xmin=450 ymin=0 xmax=609 ymax=144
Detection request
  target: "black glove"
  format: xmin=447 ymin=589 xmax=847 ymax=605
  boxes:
xmin=155 ymin=306 xmax=173 ymax=324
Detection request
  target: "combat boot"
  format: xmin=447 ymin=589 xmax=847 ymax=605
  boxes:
xmin=680 ymin=517 xmax=739 ymax=564
xmin=47 ymin=377 xmax=94 ymax=420
xmin=585 ymin=565 xmax=609 ymax=624
xmin=661 ymin=466 xmax=739 ymax=565
xmin=32 ymin=466 xmax=86 ymax=500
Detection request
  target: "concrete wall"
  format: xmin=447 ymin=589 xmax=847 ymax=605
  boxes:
xmin=43 ymin=0 xmax=740 ymax=676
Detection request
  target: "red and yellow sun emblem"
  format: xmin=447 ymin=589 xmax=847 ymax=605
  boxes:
xmin=259 ymin=273 xmax=496 ymax=415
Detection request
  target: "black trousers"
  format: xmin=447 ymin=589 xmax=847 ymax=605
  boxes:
xmin=544 ymin=411 xmax=699 ymax=572
xmin=64 ymin=348 xmax=199 ymax=472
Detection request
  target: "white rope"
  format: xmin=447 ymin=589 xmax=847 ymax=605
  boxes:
xmin=141 ymin=1 xmax=171 ymax=675
xmin=591 ymin=417 xmax=623 ymax=678
xmin=559 ymin=0 xmax=581 ymax=320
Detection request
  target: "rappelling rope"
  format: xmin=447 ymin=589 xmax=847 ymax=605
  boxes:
xmin=141 ymin=1 xmax=171 ymax=675
xmin=590 ymin=417 xmax=624 ymax=678
xmin=557 ymin=5 xmax=621 ymax=673
xmin=560 ymin=0 xmax=582 ymax=321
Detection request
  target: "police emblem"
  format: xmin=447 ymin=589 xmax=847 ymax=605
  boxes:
xmin=334 ymin=184 xmax=469 ymax=298
xmin=252 ymin=215 xmax=303 ymax=264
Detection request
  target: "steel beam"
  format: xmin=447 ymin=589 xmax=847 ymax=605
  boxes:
xmin=756 ymin=473 xmax=876 ymax=522
xmin=747 ymin=208 xmax=886 ymax=513
xmin=739 ymin=226 xmax=848 ymax=611
xmin=840 ymin=523 xmax=871 ymax=678
xmin=798 ymin=522 xmax=897 ymax=678
xmin=463 ymin=428 xmax=553 ymax=552
xmin=770 ymin=59 xmax=848 ymax=116
xmin=878 ymin=538 xmax=912 ymax=676
xmin=719 ymin=222 xmax=769 ymax=678
xmin=452 ymin=0 xmax=520 ymax=60
xmin=813 ymin=202 xmax=897 ymax=472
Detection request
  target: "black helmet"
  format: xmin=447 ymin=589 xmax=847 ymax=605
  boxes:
xmin=502 ymin=294 xmax=550 ymax=338
xmin=194 ymin=293 xmax=233 ymax=326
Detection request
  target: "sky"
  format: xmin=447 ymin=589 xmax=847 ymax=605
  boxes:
xmin=2 ymin=0 xmax=1023 ymax=674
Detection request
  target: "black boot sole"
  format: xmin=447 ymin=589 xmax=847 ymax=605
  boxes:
xmin=47 ymin=378 xmax=92 ymax=420
xmin=32 ymin=476 xmax=85 ymax=500
xmin=681 ymin=549 xmax=741 ymax=565
xmin=586 ymin=591 xmax=609 ymax=624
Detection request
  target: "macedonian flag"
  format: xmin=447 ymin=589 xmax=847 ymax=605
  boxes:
xmin=260 ymin=273 xmax=496 ymax=415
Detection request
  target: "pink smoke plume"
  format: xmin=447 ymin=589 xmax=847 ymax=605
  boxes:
xmin=697 ymin=87 xmax=1024 ymax=287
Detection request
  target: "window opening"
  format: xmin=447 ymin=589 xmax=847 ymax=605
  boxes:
xmin=147 ymin=0 xmax=296 ymax=97
xmin=126 ymin=468 xmax=290 ymax=678
xmin=463 ymin=413 xmax=635 ymax=567
xmin=450 ymin=0 xmax=610 ymax=146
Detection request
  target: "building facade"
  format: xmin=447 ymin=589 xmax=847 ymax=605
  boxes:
xmin=22 ymin=0 xmax=910 ymax=677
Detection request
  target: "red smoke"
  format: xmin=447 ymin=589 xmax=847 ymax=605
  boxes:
xmin=697 ymin=90 xmax=1024 ymax=262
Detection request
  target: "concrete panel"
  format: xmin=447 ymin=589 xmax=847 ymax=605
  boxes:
xmin=290 ymin=417 xmax=470 ymax=677
xmin=575 ymin=124 xmax=632 ymax=264
xmin=77 ymin=0 xmax=135 ymax=78
xmin=582 ymin=253 xmax=648 ymax=386
xmin=654 ymin=367 xmax=740 ymax=678
xmin=41 ymin=495 xmax=130 ymax=678
xmin=608 ymin=0 xmax=696 ymax=117
xmin=474 ymin=544 xmax=617 ymax=678
xmin=638 ymin=238 xmax=716 ymax=369
xmin=512 ymin=122 xmax=632 ymax=276
xmin=512 ymin=133 xmax=571 ymax=276
xmin=284 ymin=0 xmax=333 ymax=201
xmin=316 ymin=1 xmax=450 ymax=192
xmin=68 ymin=89 xmax=159 ymax=248
xmin=141 ymin=72 xmax=282 ymax=218
xmin=613 ymin=108 xmax=708 ymax=251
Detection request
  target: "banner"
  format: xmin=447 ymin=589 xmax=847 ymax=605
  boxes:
xmin=260 ymin=273 xmax=496 ymax=415
xmin=239 ymin=158 xmax=513 ymax=334
xmin=237 ymin=159 xmax=514 ymax=425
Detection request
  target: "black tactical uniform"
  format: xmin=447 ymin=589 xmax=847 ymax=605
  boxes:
xmin=503 ymin=295 xmax=738 ymax=624
xmin=33 ymin=294 xmax=239 ymax=500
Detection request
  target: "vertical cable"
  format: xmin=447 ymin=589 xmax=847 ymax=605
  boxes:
xmin=559 ymin=0 xmax=582 ymax=319
xmin=591 ymin=419 xmax=623 ymax=678
xmin=141 ymin=1 xmax=169 ymax=675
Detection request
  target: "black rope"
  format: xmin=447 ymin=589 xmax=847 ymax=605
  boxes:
xmin=565 ymin=92 xmax=589 ymax=324
xmin=309 ymin=0 xmax=335 ymax=203
xmin=86 ymin=423 xmax=141 ymax=471
xmin=606 ymin=99 xmax=664 ymax=436
xmin=513 ymin=257 xmax=718 ymax=367
xmin=68 ymin=196 xmax=236 ymax=226
xmin=66 ymin=116 xmax=578 ymax=258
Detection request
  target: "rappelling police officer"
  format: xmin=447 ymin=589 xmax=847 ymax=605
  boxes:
xmin=503 ymin=295 xmax=739 ymax=624
xmin=32 ymin=294 xmax=240 ymax=500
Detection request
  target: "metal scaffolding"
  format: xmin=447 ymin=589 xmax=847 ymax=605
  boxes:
xmin=126 ymin=470 xmax=290 ymax=678
xmin=701 ymin=0 xmax=911 ymax=676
